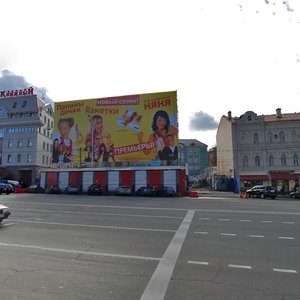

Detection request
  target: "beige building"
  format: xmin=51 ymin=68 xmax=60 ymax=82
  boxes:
xmin=217 ymin=109 xmax=300 ymax=192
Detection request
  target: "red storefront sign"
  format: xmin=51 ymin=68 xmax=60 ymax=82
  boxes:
xmin=240 ymin=175 xmax=269 ymax=181
xmin=270 ymin=172 xmax=299 ymax=180
xmin=0 ymin=87 xmax=34 ymax=98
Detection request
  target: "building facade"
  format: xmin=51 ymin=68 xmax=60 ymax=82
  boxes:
xmin=0 ymin=91 xmax=53 ymax=186
xmin=179 ymin=139 xmax=208 ymax=180
xmin=217 ymin=109 xmax=300 ymax=192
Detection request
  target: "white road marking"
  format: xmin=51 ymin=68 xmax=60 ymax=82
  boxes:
xmin=273 ymin=268 xmax=298 ymax=274
xmin=0 ymin=242 xmax=160 ymax=261
xmin=260 ymin=220 xmax=272 ymax=223
xmin=278 ymin=236 xmax=295 ymax=240
xmin=194 ymin=231 xmax=208 ymax=235
xmin=220 ymin=233 xmax=237 ymax=237
xmin=140 ymin=210 xmax=194 ymax=300
xmin=282 ymin=221 xmax=295 ymax=224
xmin=249 ymin=235 xmax=264 ymax=238
xmin=228 ymin=264 xmax=252 ymax=270
xmin=11 ymin=208 xmax=183 ymax=219
xmin=9 ymin=219 xmax=176 ymax=233
xmin=188 ymin=261 xmax=209 ymax=266
xmin=218 ymin=218 xmax=231 ymax=221
xmin=0 ymin=223 xmax=15 ymax=227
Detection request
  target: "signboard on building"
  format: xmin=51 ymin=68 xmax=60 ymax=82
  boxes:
xmin=52 ymin=91 xmax=178 ymax=164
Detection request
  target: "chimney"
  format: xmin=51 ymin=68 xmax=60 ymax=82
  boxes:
xmin=276 ymin=108 xmax=282 ymax=118
xmin=227 ymin=111 xmax=232 ymax=119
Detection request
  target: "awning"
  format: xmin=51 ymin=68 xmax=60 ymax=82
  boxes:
xmin=270 ymin=172 xmax=299 ymax=180
xmin=240 ymin=175 xmax=269 ymax=181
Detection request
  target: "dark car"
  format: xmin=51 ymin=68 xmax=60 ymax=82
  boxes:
xmin=136 ymin=186 xmax=157 ymax=197
xmin=46 ymin=185 xmax=61 ymax=194
xmin=115 ymin=185 xmax=132 ymax=196
xmin=290 ymin=190 xmax=300 ymax=199
xmin=156 ymin=186 xmax=176 ymax=197
xmin=0 ymin=183 xmax=13 ymax=195
xmin=27 ymin=184 xmax=45 ymax=193
xmin=87 ymin=184 xmax=103 ymax=195
xmin=65 ymin=185 xmax=81 ymax=194
xmin=246 ymin=185 xmax=278 ymax=199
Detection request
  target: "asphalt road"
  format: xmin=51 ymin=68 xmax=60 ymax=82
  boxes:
xmin=0 ymin=193 xmax=299 ymax=300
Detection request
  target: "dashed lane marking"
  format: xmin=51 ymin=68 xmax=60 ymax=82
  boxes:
xmin=188 ymin=261 xmax=209 ymax=266
xmin=220 ymin=233 xmax=237 ymax=237
xmin=278 ymin=236 xmax=295 ymax=240
xmin=228 ymin=264 xmax=252 ymax=270
xmin=273 ymin=268 xmax=298 ymax=274
xmin=249 ymin=235 xmax=265 ymax=238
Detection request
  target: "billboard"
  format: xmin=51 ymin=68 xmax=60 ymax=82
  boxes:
xmin=52 ymin=91 xmax=178 ymax=164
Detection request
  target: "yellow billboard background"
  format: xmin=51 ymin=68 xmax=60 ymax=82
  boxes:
xmin=52 ymin=91 xmax=178 ymax=164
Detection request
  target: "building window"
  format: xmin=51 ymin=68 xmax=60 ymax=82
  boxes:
xmin=8 ymin=140 xmax=13 ymax=148
xmin=291 ymin=129 xmax=297 ymax=142
xmin=42 ymin=155 xmax=45 ymax=164
xmin=27 ymin=153 xmax=32 ymax=162
xmin=255 ymin=155 xmax=260 ymax=167
xmin=46 ymin=143 xmax=49 ymax=151
xmin=293 ymin=154 xmax=299 ymax=166
xmin=28 ymin=139 xmax=33 ymax=147
xmin=7 ymin=154 xmax=12 ymax=163
xmin=18 ymin=140 xmax=23 ymax=148
xmin=12 ymin=102 xmax=17 ymax=108
xmin=253 ymin=133 xmax=259 ymax=144
xmin=46 ymin=156 xmax=49 ymax=165
xmin=22 ymin=101 xmax=27 ymax=108
xmin=243 ymin=156 xmax=248 ymax=167
xmin=17 ymin=154 xmax=21 ymax=163
xmin=279 ymin=131 xmax=285 ymax=143
xmin=0 ymin=107 xmax=7 ymax=118
xmin=281 ymin=154 xmax=286 ymax=166
xmin=43 ymin=141 xmax=45 ymax=150
xmin=268 ymin=155 xmax=274 ymax=166
xmin=267 ymin=132 xmax=273 ymax=143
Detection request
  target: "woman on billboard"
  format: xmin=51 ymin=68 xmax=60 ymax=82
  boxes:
xmin=137 ymin=110 xmax=178 ymax=160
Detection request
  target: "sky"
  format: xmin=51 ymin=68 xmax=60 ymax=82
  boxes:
xmin=0 ymin=0 xmax=299 ymax=148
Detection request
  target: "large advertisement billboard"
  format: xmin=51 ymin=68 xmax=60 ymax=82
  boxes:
xmin=52 ymin=91 xmax=178 ymax=164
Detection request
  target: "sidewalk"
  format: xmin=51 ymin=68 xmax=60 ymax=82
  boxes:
xmin=189 ymin=189 xmax=295 ymax=200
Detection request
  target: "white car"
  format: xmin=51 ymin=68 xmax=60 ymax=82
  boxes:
xmin=115 ymin=185 xmax=132 ymax=196
xmin=0 ymin=204 xmax=11 ymax=222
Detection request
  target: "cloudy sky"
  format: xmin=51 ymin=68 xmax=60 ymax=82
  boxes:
xmin=1 ymin=0 xmax=299 ymax=148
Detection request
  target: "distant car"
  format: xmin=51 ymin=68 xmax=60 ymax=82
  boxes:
xmin=156 ymin=186 xmax=176 ymax=197
xmin=136 ymin=186 xmax=157 ymax=197
xmin=246 ymin=185 xmax=278 ymax=199
xmin=0 ymin=204 xmax=11 ymax=222
xmin=0 ymin=183 xmax=13 ymax=195
xmin=46 ymin=185 xmax=61 ymax=194
xmin=27 ymin=184 xmax=45 ymax=193
xmin=0 ymin=180 xmax=22 ymax=192
xmin=87 ymin=184 xmax=103 ymax=195
xmin=65 ymin=185 xmax=81 ymax=194
xmin=290 ymin=190 xmax=300 ymax=199
xmin=115 ymin=185 xmax=132 ymax=196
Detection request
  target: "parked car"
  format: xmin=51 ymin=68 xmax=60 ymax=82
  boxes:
xmin=290 ymin=190 xmax=300 ymax=199
xmin=0 ymin=180 xmax=22 ymax=192
xmin=46 ymin=185 xmax=61 ymax=194
xmin=246 ymin=185 xmax=278 ymax=199
xmin=27 ymin=184 xmax=45 ymax=193
xmin=87 ymin=184 xmax=103 ymax=195
xmin=156 ymin=186 xmax=176 ymax=197
xmin=115 ymin=185 xmax=132 ymax=196
xmin=0 ymin=204 xmax=11 ymax=222
xmin=0 ymin=183 xmax=13 ymax=195
xmin=65 ymin=185 xmax=81 ymax=194
xmin=136 ymin=186 xmax=157 ymax=197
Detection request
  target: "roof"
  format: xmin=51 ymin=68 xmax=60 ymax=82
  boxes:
xmin=263 ymin=113 xmax=300 ymax=122
xmin=179 ymin=139 xmax=208 ymax=147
